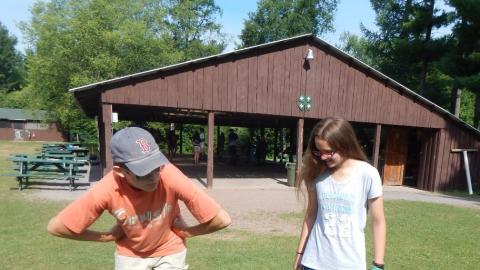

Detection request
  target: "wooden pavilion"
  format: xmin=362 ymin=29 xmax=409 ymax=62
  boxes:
xmin=70 ymin=34 xmax=479 ymax=192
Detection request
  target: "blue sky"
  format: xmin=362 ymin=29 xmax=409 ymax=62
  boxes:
xmin=1 ymin=0 xmax=377 ymax=53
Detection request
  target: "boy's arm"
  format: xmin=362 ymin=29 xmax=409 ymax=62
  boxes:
xmin=171 ymin=208 xmax=231 ymax=238
xmin=47 ymin=215 xmax=124 ymax=242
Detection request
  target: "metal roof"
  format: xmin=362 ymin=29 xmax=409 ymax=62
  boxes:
xmin=0 ymin=108 xmax=48 ymax=121
xmin=69 ymin=33 xmax=480 ymax=136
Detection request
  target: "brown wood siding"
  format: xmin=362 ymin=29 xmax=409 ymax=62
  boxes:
xmin=271 ymin=50 xmax=282 ymax=115
xmin=247 ymin=57 xmax=257 ymax=113
xmin=442 ymin=126 xmax=454 ymax=188
xmin=256 ymin=53 xmax=268 ymax=114
xmin=451 ymin=128 xmax=462 ymax=189
xmin=287 ymin=46 xmax=305 ymax=117
xmin=417 ymin=131 xmax=427 ymax=189
xmin=364 ymin=77 xmax=375 ymax=123
xmin=435 ymin=129 xmax=450 ymax=190
xmin=336 ymin=58 xmax=348 ymax=119
xmin=418 ymin=130 xmax=441 ymax=191
xmin=0 ymin=128 xmax=12 ymax=140
xmin=373 ymin=80 xmax=385 ymax=124
xmin=425 ymin=131 xmax=435 ymax=190
xmin=329 ymin=56 xmax=342 ymax=118
xmin=286 ymin=47 xmax=297 ymax=116
xmin=99 ymin=42 xmax=451 ymax=131
xmin=218 ymin=63 xmax=228 ymax=112
xmin=308 ymin=46 xmax=325 ymax=118
xmin=211 ymin=63 xmax=221 ymax=112
xmin=281 ymin=48 xmax=291 ymax=115
xmin=427 ymin=132 xmax=436 ymax=190
xmin=430 ymin=131 xmax=441 ymax=191
xmin=168 ymin=73 xmax=179 ymax=108
xmin=177 ymin=73 xmax=188 ymax=108
xmin=236 ymin=58 xmax=249 ymax=113
xmin=79 ymin=37 xmax=480 ymax=193
xmin=266 ymin=52 xmax=275 ymax=114
xmin=345 ymin=65 xmax=356 ymax=120
xmin=429 ymin=122 xmax=480 ymax=192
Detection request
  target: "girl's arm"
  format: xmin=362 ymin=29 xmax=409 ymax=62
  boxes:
xmin=368 ymin=196 xmax=386 ymax=266
xmin=293 ymin=190 xmax=318 ymax=270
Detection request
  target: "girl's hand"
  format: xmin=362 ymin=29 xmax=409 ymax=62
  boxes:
xmin=293 ymin=253 xmax=303 ymax=270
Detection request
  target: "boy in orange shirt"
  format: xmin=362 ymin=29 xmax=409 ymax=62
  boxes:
xmin=47 ymin=127 xmax=231 ymax=270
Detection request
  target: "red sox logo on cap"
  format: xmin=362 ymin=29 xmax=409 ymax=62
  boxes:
xmin=135 ymin=138 xmax=151 ymax=153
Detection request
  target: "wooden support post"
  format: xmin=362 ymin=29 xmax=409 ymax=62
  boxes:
xmin=179 ymin=124 xmax=183 ymax=155
xmin=207 ymin=112 xmax=215 ymax=189
xmin=451 ymin=149 xmax=478 ymax=195
xmin=296 ymin=118 xmax=304 ymax=179
xmin=274 ymin=128 xmax=278 ymax=162
xmin=372 ymin=124 xmax=382 ymax=168
xmin=100 ymin=103 xmax=113 ymax=176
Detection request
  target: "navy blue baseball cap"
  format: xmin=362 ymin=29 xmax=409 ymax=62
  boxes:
xmin=111 ymin=127 xmax=169 ymax=176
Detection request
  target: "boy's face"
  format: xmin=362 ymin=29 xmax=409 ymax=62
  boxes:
xmin=117 ymin=166 xmax=163 ymax=192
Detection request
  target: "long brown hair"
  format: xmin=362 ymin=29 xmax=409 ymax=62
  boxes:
xmin=296 ymin=117 xmax=368 ymax=196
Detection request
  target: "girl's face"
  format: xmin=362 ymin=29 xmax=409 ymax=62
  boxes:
xmin=313 ymin=138 xmax=344 ymax=169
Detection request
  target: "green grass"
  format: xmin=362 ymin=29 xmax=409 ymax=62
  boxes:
xmin=440 ymin=189 xmax=480 ymax=198
xmin=1 ymin=141 xmax=479 ymax=269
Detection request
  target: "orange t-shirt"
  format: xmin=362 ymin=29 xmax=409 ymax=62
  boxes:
xmin=58 ymin=163 xmax=221 ymax=257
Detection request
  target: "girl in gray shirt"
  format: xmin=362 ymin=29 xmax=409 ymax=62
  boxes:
xmin=294 ymin=117 xmax=386 ymax=270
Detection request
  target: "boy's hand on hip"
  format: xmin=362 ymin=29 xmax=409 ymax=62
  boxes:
xmin=107 ymin=223 xmax=125 ymax=242
xmin=172 ymin=217 xmax=190 ymax=239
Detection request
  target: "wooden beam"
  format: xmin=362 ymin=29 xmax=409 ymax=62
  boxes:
xmin=451 ymin=149 xmax=478 ymax=152
xmin=179 ymin=124 xmax=183 ymax=155
xmin=207 ymin=112 xmax=215 ymax=189
xmin=296 ymin=118 xmax=304 ymax=179
xmin=101 ymin=103 xmax=113 ymax=175
xmin=372 ymin=124 xmax=382 ymax=168
xmin=451 ymin=148 xmax=478 ymax=195
xmin=273 ymin=128 xmax=278 ymax=162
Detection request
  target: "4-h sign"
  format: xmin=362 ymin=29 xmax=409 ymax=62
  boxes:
xmin=297 ymin=95 xmax=312 ymax=112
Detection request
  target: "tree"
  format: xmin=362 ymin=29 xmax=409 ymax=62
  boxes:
xmin=442 ymin=0 xmax=480 ymax=127
xmin=0 ymin=22 xmax=24 ymax=93
xmin=338 ymin=32 xmax=375 ymax=66
xmin=362 ymin=0 xmax=453 ymax=105
xmin=21 ymin=0 xmax=225 ymax=143
xmin=164 ymin=0 xmax=226 ymax=60
xmin=239 ymin=0 xmax=338 ymax=48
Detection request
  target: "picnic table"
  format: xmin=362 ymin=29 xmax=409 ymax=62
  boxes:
xmin=42 ymin=147 xmax=90 ymax=160
xmin=7 ymin=156 xmax=88 ymax=191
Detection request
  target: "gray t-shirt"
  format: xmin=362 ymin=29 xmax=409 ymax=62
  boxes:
xmin=301 ymin=161 xmax=383 ymax=270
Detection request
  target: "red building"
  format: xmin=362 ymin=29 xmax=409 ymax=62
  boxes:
xmin=0 ymin=108 xmax=65 ymax=142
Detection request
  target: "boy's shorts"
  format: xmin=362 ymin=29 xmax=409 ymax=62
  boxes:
xmin=115 ymin=249 xmax=188 ymax=270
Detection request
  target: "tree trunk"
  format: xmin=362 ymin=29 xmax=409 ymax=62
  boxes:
xmin=419 ymin=0 xmax=435 ymax=96
xmin=475 ymin=94 xmax=480 ymax=129
xmin=450 ymin=86 xmax=461 ymax=117
xmin=400 ymin=0 xmax=413 ymax=38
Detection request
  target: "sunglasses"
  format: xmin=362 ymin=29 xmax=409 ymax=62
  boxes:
xmin=311 ymin=149 xmax=336 ymax=159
